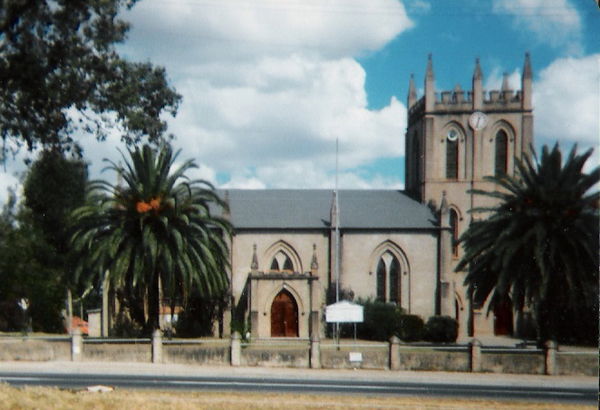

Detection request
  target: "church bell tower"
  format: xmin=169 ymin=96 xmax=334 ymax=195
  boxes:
xmin=405 ymin=53 xmax=534 ymax=336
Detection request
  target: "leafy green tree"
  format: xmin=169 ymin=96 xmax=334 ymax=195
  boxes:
xmin=0 ymin=0 xmax=180 ymax=156
xmin=24 ymin=150 xmax=87 ymax=259
xmin=457 ymin=144 xmax=599 ymax=344
xmin=71 ymin=144 xmax=232 ymax=334
xmin=0 ymin=190 xmax=65 ymax=332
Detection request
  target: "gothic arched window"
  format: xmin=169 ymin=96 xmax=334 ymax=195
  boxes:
xmin=270 ymin=251 xmax=294 ymax=273
xmin=495 ymin=129 xmax=508 ymax=176
xmin=375 ymin=251 xmax=401 ymax=303
xmin=446 ymin=138 xmax=459 ymax=179
xmin=449 ymin=209 xmax=459 ymax=257
xmin=376 ymin=258 xmax=386 ymax=301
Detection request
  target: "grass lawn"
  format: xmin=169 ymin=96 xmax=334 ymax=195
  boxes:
xmin=0 ymin=384 xmax=593 ymax=409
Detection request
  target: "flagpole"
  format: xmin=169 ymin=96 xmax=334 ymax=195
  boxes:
xmin=334 ymin=138 xmax=340 ymax=344
xmin=335 ymin=138 xmax=340 ymax=304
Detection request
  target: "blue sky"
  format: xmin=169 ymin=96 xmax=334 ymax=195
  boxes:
xmin=1 ymin=0 xmax=598 ymax=201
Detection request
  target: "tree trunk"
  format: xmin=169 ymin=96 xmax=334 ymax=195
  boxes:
xmin=145 ymin=273 xmax=161 ymax=335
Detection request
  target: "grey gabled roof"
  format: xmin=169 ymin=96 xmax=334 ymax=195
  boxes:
xmin=217 ymin=189 xmax=437 ymax=230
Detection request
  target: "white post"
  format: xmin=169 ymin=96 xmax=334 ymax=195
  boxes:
xmin=231 ymin=331 xmax=241 ymax=366
xmin=71 ymin=328 xmax=83 ymax=362
xmin=152 ymin=329 xmax=163 ymax=363
xmin=310 ymin=334 xmax=321 ymax=369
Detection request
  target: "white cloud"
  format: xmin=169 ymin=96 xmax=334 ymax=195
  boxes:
xmin=492 ymin=0 xmax=582 ymax=54
xmin=533 ymin=54 xmax=599 ymax=147
xmin=406 ymin=0 xmax=431 ymax=14
xmin=484 ymin=68 xmax=521 ymax=91
xmin=113 ymin=0 xmax=412 ymax=190
xmin=123 ymin=0 xmax=412 ymax=64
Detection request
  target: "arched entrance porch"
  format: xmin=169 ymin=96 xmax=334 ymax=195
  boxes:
xmin=270 ymin=289 xmax=299 ymax=337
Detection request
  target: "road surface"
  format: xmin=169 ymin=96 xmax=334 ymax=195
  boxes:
xmin=0 ymin=371 xmax=596 ymax=405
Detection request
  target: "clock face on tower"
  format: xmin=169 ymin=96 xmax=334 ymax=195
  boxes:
xmin=469 ymin=111 xmax=488 ymax=131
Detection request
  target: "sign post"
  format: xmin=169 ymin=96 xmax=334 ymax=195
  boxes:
xmin=325 ymin=301 xmax=364 ymax=345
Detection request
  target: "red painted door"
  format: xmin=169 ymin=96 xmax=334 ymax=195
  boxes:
xmin=494 ymin=297 xmax=514 ymax=336
xmin=271 ymin=290 xmax=299 ymax=337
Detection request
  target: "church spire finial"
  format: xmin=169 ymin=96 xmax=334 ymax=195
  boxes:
xmin=425 ymin=54 xmax=435 ymax=111
xmin=522 ymin=52 xmax=533 ymax=110
xmin=472 ymin=57 xmax=483 ymax=109
xmin=310 ymin=244 xmax=319 ymax=271
xmin=251 ymin=244 xmax=259 ymax=271
xmin=440 ymin=190 xmax=449 ymax=213
xmin=426 ymin=53 xmax=434 ymax=80
xmin=501 ymin=72 xmax=511 ymax=91
xmin=523 ymin=52 xmax=532 ymax=79
xmin=408 ymin=73 xmax=417 ymax=108
xmin=473 ymin=57 xmax=482 ymax=80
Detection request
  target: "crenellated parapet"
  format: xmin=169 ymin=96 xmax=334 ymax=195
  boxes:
xmin=407 ymin=54 xmax=533 ymax=116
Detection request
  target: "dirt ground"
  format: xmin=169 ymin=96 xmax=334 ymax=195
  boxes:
xmin=0 ymin=384 xmax=594 ymax=410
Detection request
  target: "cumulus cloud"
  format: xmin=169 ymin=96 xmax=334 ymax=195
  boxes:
xmin=123 ymin=0 xmax=412 ymax=63
xmin=484 ymin=68 xmax=521 ymax=91
xmin=109 ymin=0 xmax=413 ymax=189
xmin=492 ymin=0 xmax=582 ymax=54
xmin=533 ymin=54 xmax=599 ymax=148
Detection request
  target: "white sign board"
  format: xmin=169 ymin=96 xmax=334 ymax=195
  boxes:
xmin=325 ymin=301 xmax=364 ymax=323
xmin=349 ymin=352 xmax=363 ymax=362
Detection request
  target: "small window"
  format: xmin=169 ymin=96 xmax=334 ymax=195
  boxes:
xmin=375 ymin=251 xmax=401 ymax=304
xmin=270 ymin=251 xmax=294 ymax=273
xmin=446 ymin=138 xmax=459 ymax=179
xmin=495 ymin=130 xmax=508 ymax=176
xmin=389 ymin=257 xmax=400 ymax=303
xmin=376 ymin=258 xmax=386 ymax=302
xmin=449 ymin=209 xmax=459 ymax=257
xmin=283 ymin=257 xmax=293 ymax=271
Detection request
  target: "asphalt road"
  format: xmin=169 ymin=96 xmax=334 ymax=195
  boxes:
xmin=0 ymin=371 xmax=596 ymax=405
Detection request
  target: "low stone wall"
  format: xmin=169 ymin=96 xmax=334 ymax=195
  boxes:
xmin=83 ymin=341 xmax=151 ymax=362
xmin=0 ymin=334 xmax=596 ymax=377
xmin=241 ymin=342 xmax=309 ymax=368
xmin=396 ymin=347 xmax=470 ymax=372
xmin=481 ymin=350 xmax=545 ymax=374
xmin=0 ymin=338 xmax=70 ymax=361
xmin=556 ymin=352 xmax=598 ymax=377
xmin=163 ymin=342 xmax=229 ymax=366
xmin=320 ymin=344 xmax=388 ymax=370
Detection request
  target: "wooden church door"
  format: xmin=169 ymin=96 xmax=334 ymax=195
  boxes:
xmin=270 ymin=290 xmax=299 ymax=337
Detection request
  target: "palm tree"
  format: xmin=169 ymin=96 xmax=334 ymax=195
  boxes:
xmin=71 ymin=144 xmax=232 ymax=334
xmin=456 ymin=144 xmax=599 ymax=343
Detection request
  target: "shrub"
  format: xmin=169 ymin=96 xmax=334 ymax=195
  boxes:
xmin=424 ymin=316 xmax=458 ymax=343
xmin=175 ymin=291 xmax=229 ymax=338
xmin=356 ymin=298 xmax=404 ymax=341
xmin=397 ymin=314 xmax=425 ymax=342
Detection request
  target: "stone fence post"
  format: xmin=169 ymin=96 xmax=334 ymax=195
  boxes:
xmin=231 ymin=331 xmax=241 ymax=366
xmin=152 ymin=329 xmax=163 ymax=363
xmin=310 ymin=334 xmax=321 ymax=369
xmin=71 ymin=328 xmax=83 ymax=362
xmin=544 ymin=340 xmax=557 ymax=375
xmin=389 ymin=336 xmax=400 ymax=370
xmin=469 ymin=339 xmax=482 ymax=372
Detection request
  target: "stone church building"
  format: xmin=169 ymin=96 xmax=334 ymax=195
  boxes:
xmin=221 ymin=54 xmax=534 ymax=340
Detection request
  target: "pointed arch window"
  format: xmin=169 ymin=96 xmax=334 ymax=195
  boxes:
xmin=446 ymin=138 xmax=459 ymax=179
xmin=449 ymin=209 xmax=459 ymax=257
xmin=270 ymin=251 xmax=294 ymax=273
xmin=376 ymin=258 xmax=386 ymax=301
xmin=495 ymin=130 xmax=508 ymax=176
xmin=414 ymin=133 xmax=421 ymax=185
xmin=375 ymin=251 xmax=401 ymax=304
